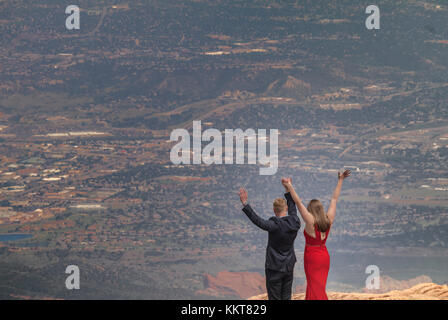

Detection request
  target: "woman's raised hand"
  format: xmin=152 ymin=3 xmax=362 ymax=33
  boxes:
xmin=338 ymin=170 xmax=351 ymax=180
xmin=281 ymin=177 xmax=293 ymax=190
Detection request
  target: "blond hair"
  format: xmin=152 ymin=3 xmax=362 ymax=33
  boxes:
xmin=307 ymin=199 xmax=331 ymax=232
xmin=273 ymin=198 xmax=287 ymax=215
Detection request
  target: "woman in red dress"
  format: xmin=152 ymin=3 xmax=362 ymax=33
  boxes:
xmin=283 ymin=170 xmax=351 ymax=300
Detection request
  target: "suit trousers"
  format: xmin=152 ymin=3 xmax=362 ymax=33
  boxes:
xmin=265 ymin=268 xmax=294 ymax=300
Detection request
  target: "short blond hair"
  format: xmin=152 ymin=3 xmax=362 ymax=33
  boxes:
xmin=273 ymin=198 xmax=287 ymax=214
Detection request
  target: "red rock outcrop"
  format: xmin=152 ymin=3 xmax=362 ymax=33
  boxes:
xmin=197 ymin=271 xmax=266 ymax=299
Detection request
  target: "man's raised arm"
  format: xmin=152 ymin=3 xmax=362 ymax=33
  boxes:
xmin=282 ymin=178 xmax=298 ymax=216
xmin=239 ymin=188 xmax=278 ymax=232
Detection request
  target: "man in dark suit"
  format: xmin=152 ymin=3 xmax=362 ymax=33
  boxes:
xmin=239 ymin=178 xmax=301 ymax=300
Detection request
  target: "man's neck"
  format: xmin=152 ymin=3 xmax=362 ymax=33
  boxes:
xmin=276 ymin=213 xmax=287 ymax=218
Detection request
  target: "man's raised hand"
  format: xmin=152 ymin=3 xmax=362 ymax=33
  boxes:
xmin=239 ymin=188 xmax=248 ymax=205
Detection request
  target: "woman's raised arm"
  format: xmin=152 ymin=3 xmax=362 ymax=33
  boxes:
xmin=282 ymin=178 xmax=314 ymax=225
xmin=327 ymin=170 xmax=351 ymax=223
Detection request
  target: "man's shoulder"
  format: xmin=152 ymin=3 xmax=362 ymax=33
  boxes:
xmin=283 ymin=215 xmax=301 ymax=228
xmin=270 ymin=215 xmax=299 ymax=223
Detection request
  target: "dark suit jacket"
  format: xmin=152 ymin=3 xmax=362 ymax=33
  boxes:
xmin=242 ymin=192 xmax=301 ymax=273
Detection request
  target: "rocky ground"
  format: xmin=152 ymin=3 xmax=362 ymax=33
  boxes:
xmin=248 ymin=283 xmax=448 ymax=300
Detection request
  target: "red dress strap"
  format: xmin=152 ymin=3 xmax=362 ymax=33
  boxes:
xmin=314 ymin=225 xmax=322 ymax=244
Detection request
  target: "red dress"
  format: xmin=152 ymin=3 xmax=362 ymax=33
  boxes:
xmin=303 ymin=224 xmax=330 ymax=300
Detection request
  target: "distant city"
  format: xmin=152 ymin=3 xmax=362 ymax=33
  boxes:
xmin=0 ymin=0 xmax=447 ymax=299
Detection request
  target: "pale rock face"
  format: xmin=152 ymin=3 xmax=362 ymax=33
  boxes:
xmin=248 ymin=283 xmax=448 ymax=300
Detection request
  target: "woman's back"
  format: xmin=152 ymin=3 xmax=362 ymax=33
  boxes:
xmin=304 ymin=224 xmax=330 ymax=246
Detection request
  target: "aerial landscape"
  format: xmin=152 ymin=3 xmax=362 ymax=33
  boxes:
xmin=0 ymin=0 xmax=447 ymax=299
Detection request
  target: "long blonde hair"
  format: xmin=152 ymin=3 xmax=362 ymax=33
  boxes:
xmin=307 ymin=199 xmax=331 ymax=232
